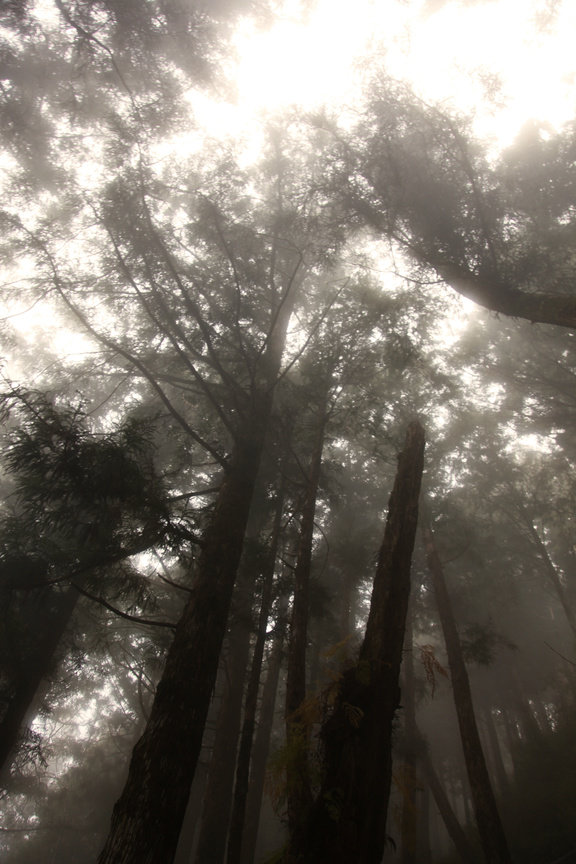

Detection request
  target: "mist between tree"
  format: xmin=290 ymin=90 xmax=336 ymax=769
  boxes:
xmin=0 ymin=2 xmax=576 ymax=864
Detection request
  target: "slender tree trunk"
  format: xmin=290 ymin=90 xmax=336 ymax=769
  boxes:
xmin=422 ymin=752 xmax=482 ymax=864
xmin=482 ymin=705 xmax=510 ymax=798
xmin=173 ymin=759 xmax=209 ymax=864
xmin=285 ymin=421 xmax=425 ymax=864
xmin=226 ymin=464 xmax=288 ymax=864
xmin=461 ymin=773 xmax=474 ymax=831
xmin=417 ymin=775 xmax=432 ymax=864
xmin=399 ymin=613 xmax=418 ymax=864
xmin=420 ymin=506 xmax=513 ymax=864
xmin=240 ymin=613 xmax=287 ymax=864
xmin=525 ymin=518 xmax=576 ymax=639
xmin=339 ymin=567 xmax=355 ymax=641
xmin=500 ymin=702 xmax=521 ymax=777
xmin=507 ymin=660 xmax=542 ymax=746
xmin=192 ymin=620 xmax=252 ymax=864
xmin=284 ymin=395 xmax=328 ymax=834
xmin=0 ymin=587 xmax=78 ymax=784
xmin=193 ymin=476 xmax=276 ymax=864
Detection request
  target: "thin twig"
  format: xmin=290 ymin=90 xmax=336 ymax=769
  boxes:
xmin=544 ymin=641 xmax=576 ymax=668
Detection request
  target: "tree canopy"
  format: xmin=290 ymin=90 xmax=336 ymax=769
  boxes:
xmin=1 ymin=2 xmax=576 ymax=864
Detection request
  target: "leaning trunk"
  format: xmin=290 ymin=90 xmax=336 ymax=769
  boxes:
xmin=285 ymin=420 xmax=425 ymax=864
xmin=420 ymin=505 xmax=512 ymax=864
xmin=0 ymin=586 xmax=78 ymax=784
xmin=525 ymin=518 xmax=576 ymax=639
xmin=421 ymin=750 xmax=482 ymax=864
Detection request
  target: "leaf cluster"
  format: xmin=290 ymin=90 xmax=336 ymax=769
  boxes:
xmin=0 ymin=388 xmax=175 ymax=591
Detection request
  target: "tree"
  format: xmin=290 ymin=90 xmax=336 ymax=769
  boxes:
xmin=4 ymin=5 xmax=576 ymax=862
xmin=420 ymin=502 xmax=513 ymax=864
xmin=0 ymin=389 xmax=184 ymax=781
xmin=226 ymin=431 xmax=292 ymax=864
xmin=283 ymin=420 xmax=425 ymax=864
xmin=3 ymin=43 xmax=343 ymax=851
xmin=283 ymin=384 xmax=330 ymax=835
xmin=316 ymin=82 xmax=576 ymax=329
xmin=194 ymin=462 xmax=285 ymax=864
xmin=95 ymin=222 xmax=304 ymax=862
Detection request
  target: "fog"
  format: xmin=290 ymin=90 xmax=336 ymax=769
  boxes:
xmin=0 ymin=2 xmax=575 ymax=863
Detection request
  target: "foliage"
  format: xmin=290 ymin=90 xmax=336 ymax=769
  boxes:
xmin=0 ymin=388 xmax=186 ymax=589
xmin=418 ymin=643 xmax=449 ymax=697
xmin=2 ymin=3 xmax=576 ymax=861
xmin=460 ymin=623 xmax=516 ymax=668
xmin=503 ymin=702 xmax=576 ymax=864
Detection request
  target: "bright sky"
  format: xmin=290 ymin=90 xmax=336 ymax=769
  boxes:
xmin=201 ymin=0 xmax=576 ymax=147
xmin=8 ymin=0 xmax=576 ymax=374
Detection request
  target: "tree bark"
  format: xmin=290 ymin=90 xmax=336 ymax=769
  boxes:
xmin=240 ymin=612 xmax=287 ymax=864
xmin=192 ymin=619 xmax=252 ymax=864
xmin=284 ymin=420 xmax=425 ymax=864
xmin=226 ymin=464 xmax=287 ymax=864
xmin=422 ymin=751 xmax=482 ymax=864
xmin=436 ymin=262 xmax=576 ymax=330
xmin=98 ymin=421 xmax=271 ymax=864
xmin=416 ymin=773 xmax=432 ymax=864
xmin=284 ymin=395 xmax=328 ymax=834
xmin=420 ymin=506 xmax=513 ymax=864
xmin=399 ymin=613 xmax=418 ymax=864
xmin=0 ymin=586 xmax=78 ymax=784
xmin=97 ymin=257 xmax=300 ymax=864
xmin=524 ymin=518 xmax=576 ymax=639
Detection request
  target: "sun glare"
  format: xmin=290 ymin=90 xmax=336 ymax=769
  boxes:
xmin=232 ymin=2 xmax=374 ymax=112
xmin=223 ymin=0 xmax=576 ymax=147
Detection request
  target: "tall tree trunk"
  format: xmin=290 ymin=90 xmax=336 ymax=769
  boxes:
xmin=399 ymin=612 xmax=418 ymax=864
xmin=0 ymin=586 xmax=78 ymax=784
xmin=507 ymin=660 xmax=543 ymax=746
xmin=284 ymin=395 xmax=328 ymax=834
xmin=98 ymin=420 xmax=271 ymax=864
xmin=339 ymin=566 xmax=355 ymax=641
xmin=285 ymin=421 xmax=425 ymax=864
xmin=500 ymin=702 xmax=522 ymax=777
xmin=482 ymin=705 xmax=510 ymax=798
xmin=192 ymin=620 xmax=252 ymax=864
xmin=193 ymin=474 xmax=277 ymax=864
xmin=173 ymin=759 xmax=209 ymax=864
xmin=422 ymin=751 xmax=482 ymax=864
xmin=524 ymin=517 xmax=576 ymax=639
xmin=420 ymin=506 xmax=513 ymax=864
xmin=226 ymin=463 xmax=288 ymax=864
xmin=97 ymin=259 xmax=300 ymax=864
xmin=240 ymin=612 xmax=287 ymax=864
xmin=416 ymin=774 xmax=432 ymax=864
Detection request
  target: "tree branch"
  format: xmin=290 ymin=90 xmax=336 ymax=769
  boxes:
xmin=71 ymin=582 xmax=177 ymax=630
